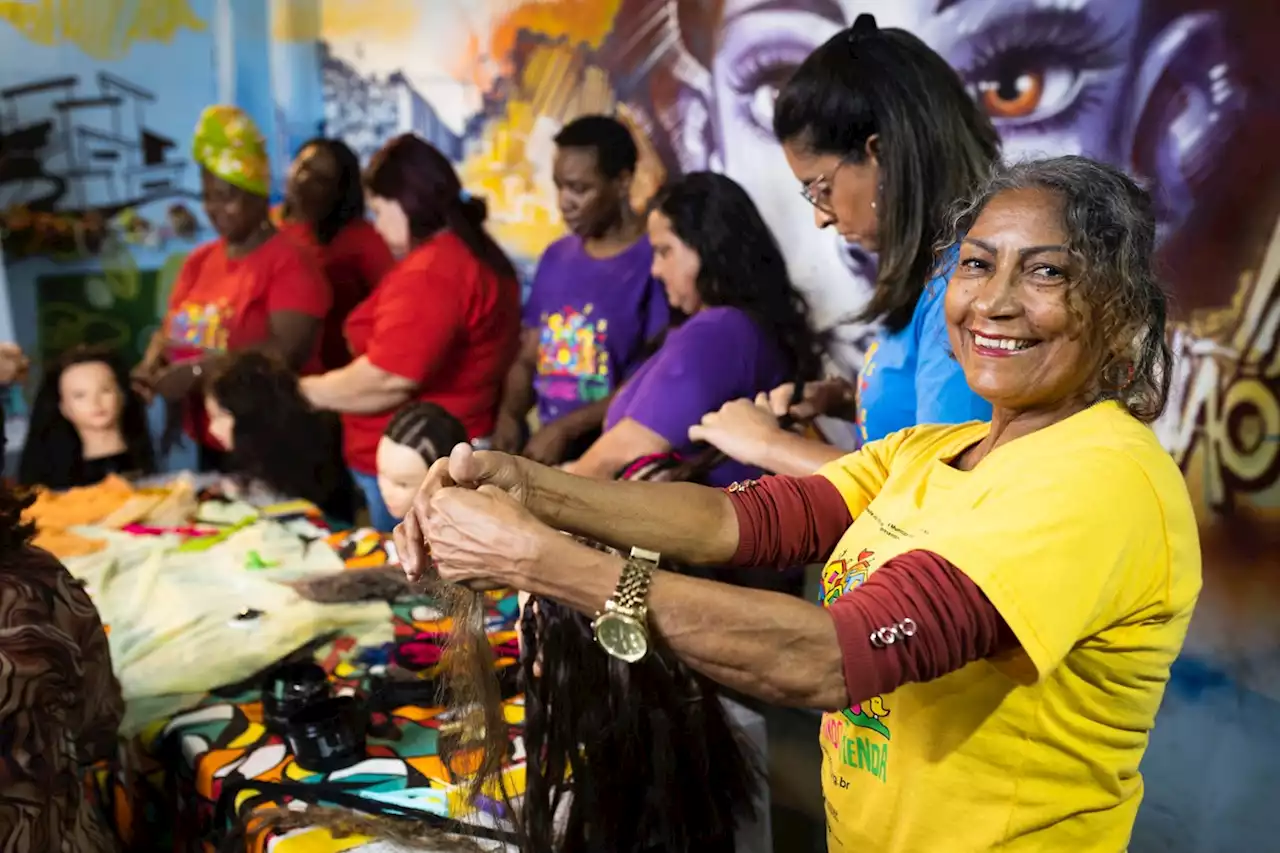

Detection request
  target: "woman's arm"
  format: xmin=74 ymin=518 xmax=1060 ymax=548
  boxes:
xmin=563 ymin=417 xmax=669 ymax=478
xmin=461 ymin=520 xmax=1010 ymax=710
xmin=300 ymin=356 xmax=417 ymax=414
xmin=265 ymin=310 xmax=322 ymax=372
xmin=689 ymin=397 xmax=844 ymax=476
xmin=399 ymin=448 xmax=741 ymax=569
xmin=529 ymin=539 xmax=850 ymax=708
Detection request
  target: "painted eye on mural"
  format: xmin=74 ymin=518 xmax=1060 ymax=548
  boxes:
xmin=956 ymin=10 xmax=1125 ymax=130
xmin=725 ymin=41 xmax=811 ymax=137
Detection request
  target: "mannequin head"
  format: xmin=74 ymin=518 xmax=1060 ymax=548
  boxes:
xmin=59 ymin=358 xmax=123 ymax=434
xmin=19 ymin=344 xmax=153 ymax=489
xmin=376 ymin=402 xmax=468 ymax=519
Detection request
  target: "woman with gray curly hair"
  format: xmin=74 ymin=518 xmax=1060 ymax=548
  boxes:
xmin=397 ymin=156 xmax=1201 ymax=852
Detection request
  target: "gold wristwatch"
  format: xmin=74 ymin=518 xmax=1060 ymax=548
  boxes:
xmin=592 ymin=546 xmax=660 ymax=663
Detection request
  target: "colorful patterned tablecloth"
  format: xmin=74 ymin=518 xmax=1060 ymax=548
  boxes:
xmin=90 ymin=528 xmax=528 ymax=852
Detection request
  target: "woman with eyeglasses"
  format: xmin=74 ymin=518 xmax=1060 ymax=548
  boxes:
xmin=690 ymin=14 xmax=999 ymax=476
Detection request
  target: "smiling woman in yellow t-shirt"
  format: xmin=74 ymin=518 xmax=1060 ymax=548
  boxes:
xmin=394 ymin=155 xmax=1201 ymax=853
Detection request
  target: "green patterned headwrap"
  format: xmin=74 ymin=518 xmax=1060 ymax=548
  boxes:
xmin=191 ymin=105 xmax=270 ymax=197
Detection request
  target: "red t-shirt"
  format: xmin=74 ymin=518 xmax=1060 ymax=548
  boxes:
xmin=280 ymin=220 xmax=394 ymax=372
xmin=165 ymin=232 xmax=331 ymax=444
xmin=342 ymin=231 xmax=520 ymax=474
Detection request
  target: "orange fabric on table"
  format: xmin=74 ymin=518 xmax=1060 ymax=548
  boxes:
xmin=340 ymin=230 xmax=520 ymax=474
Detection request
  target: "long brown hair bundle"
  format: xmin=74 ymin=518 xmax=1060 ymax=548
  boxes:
xmin=420 ymin=568 xmax=512 ymax=809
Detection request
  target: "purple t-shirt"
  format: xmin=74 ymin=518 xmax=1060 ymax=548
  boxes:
xmin=524 ymin=235 xmax=668 ymax=425
xmin=606 ymin=306 xmax=790 ymax=487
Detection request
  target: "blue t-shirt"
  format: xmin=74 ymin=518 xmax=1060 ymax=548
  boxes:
xmin=855 ymin=258 xmax=991 ymax=443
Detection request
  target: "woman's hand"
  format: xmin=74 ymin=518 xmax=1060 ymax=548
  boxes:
xmin=689 ymin=395 xmax=784 ymax=467
xmin=394 ymin=443 xmax=532 ymax=582
xmin=424 ymin=484 xmax=558 ymax=589
xmin=0 ymin=343 xmax=29 ymax=385
xmin=150 ymin=361 xmax=202 ymax=403
xmin=522 ymin=418 xmax=576 ymax=466
xmin=297 ymin=375 xmax=320 ymax=407
xmin=768 ymin=377 xmax=857 ymax=422
xmin=490 ymin=410 xmax=525 ymax=454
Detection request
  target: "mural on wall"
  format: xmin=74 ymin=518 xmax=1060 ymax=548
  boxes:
xmin=0 ymin=0 xmax=209 ymax=260
xmin=316 ymin=0 xmax=1280 ymax=845
xmin=0 ymin=0 xmax=206 ymax=61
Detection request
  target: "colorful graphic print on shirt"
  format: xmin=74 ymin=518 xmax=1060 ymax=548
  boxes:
xmin=821 ymin=541 xmax=892 ymax=782
xmin=856 ymin=340 xmax=879 ymax=444
xmin=535 ymin=303 xmax=612 ymax=406
xmin=168 ymin=298 xmax=234 ymax=351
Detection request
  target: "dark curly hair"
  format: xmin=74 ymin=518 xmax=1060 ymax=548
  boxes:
xmin=939 ymin=156 xmax=1172 ymax=423
xmin=203 ymin=350 xmax=347 ymax=507
xmin=19 ymin=344 xmax=155 ymax=489
xmin=292 ymin=137 xmax=366 ymax=245
xmin=649 ymin=171 xmax=826 ymax=383
xmin=773 ymin=14 xmax=1000 ymax=333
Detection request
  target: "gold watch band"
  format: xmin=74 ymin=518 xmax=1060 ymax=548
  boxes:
xmin=614 ymin=546 xmax=659 ymax=614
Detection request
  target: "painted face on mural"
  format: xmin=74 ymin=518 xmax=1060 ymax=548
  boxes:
xmin=367 ymin=194 xmax=411 ymax=257
xmin=286 ymin=143 xmax=340 ymax=226
xmin=553 ymin=147 xmax=627 ymax=238
xmin=702 ymin=0 xmax=1144 ymax=358
xmin=945 ymin=187 xmax=1099 ymax=415
xmin=647 ymin=209 xmax=704 ymax=315
xmin=201 ymin=169 xmax=269 ymax=245
xmin=59 ymin=361 xmax=123 ymax=434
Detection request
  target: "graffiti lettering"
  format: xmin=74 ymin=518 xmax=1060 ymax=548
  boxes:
xmin=1158 ymin=215 xmax=1280 ymax=508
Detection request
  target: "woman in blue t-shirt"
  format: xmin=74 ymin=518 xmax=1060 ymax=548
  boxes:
xmin=690 ymin=15 xmax=997 ymax=475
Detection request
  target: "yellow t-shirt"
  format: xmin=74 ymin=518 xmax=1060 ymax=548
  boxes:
xmin=816 ymin=401 xmax=1201 ymax=853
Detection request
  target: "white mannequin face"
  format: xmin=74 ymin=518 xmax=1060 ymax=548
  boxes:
xmin=59 ymin=361 xmax=123 ymax=434
xmin=376 ymin=436 xmax=430 ymax=520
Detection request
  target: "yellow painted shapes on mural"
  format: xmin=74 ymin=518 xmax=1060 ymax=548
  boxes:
xmin=488 ymin=0 xmax=623 ymax=58
xmin=271 ymin=0 xmax=421 ymax=43
xmin=0 ymin=0 xmax=206 ymax=60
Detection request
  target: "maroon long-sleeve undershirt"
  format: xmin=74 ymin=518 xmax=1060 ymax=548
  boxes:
xmin=724 ymin=475 xmax=1017 ymax=704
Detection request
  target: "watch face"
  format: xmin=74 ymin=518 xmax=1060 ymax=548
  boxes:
xmin=595 ymin=613 xmax=648 ymax=662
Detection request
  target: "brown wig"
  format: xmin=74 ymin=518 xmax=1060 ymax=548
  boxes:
xmin=203 ymin=350 xmax=352 ymax=519
xmin=431 ymin=480 xmax=763 ymax=851
xmin=19 ymin=344 xmax=155 ymax=490
xmin=364 ymin=134 xmax=517 ymax=282
xmin=518 ymin=556 xmax=761 ymax=853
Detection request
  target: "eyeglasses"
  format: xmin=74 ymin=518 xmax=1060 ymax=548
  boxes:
xmin=799 ymin=157 xmax=853 ymax=215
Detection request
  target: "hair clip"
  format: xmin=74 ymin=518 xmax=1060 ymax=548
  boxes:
xmin=849 ymin=13 xmax=878 ymax=40
xmin=458 ymin=188 xmax=473 ymax=202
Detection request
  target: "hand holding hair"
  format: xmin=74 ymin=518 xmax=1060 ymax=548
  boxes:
xmin=393 ymin=442 xmax=531 ymax=582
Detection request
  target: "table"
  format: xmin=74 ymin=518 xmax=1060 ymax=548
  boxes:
xmin=89 ymin=528 xmax=528 ymax=852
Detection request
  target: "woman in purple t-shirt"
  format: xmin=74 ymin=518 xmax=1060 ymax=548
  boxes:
xmin=563 ymin=172 xmax=826 ymax=486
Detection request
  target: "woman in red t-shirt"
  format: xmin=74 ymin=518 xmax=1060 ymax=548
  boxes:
xmin=278 ymin=138 xmax=395 ymax=372
xmin=132 ymin=105 xmax=331 ymax=469
xmin=300 ymin=134 xmax=520 ymax=531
